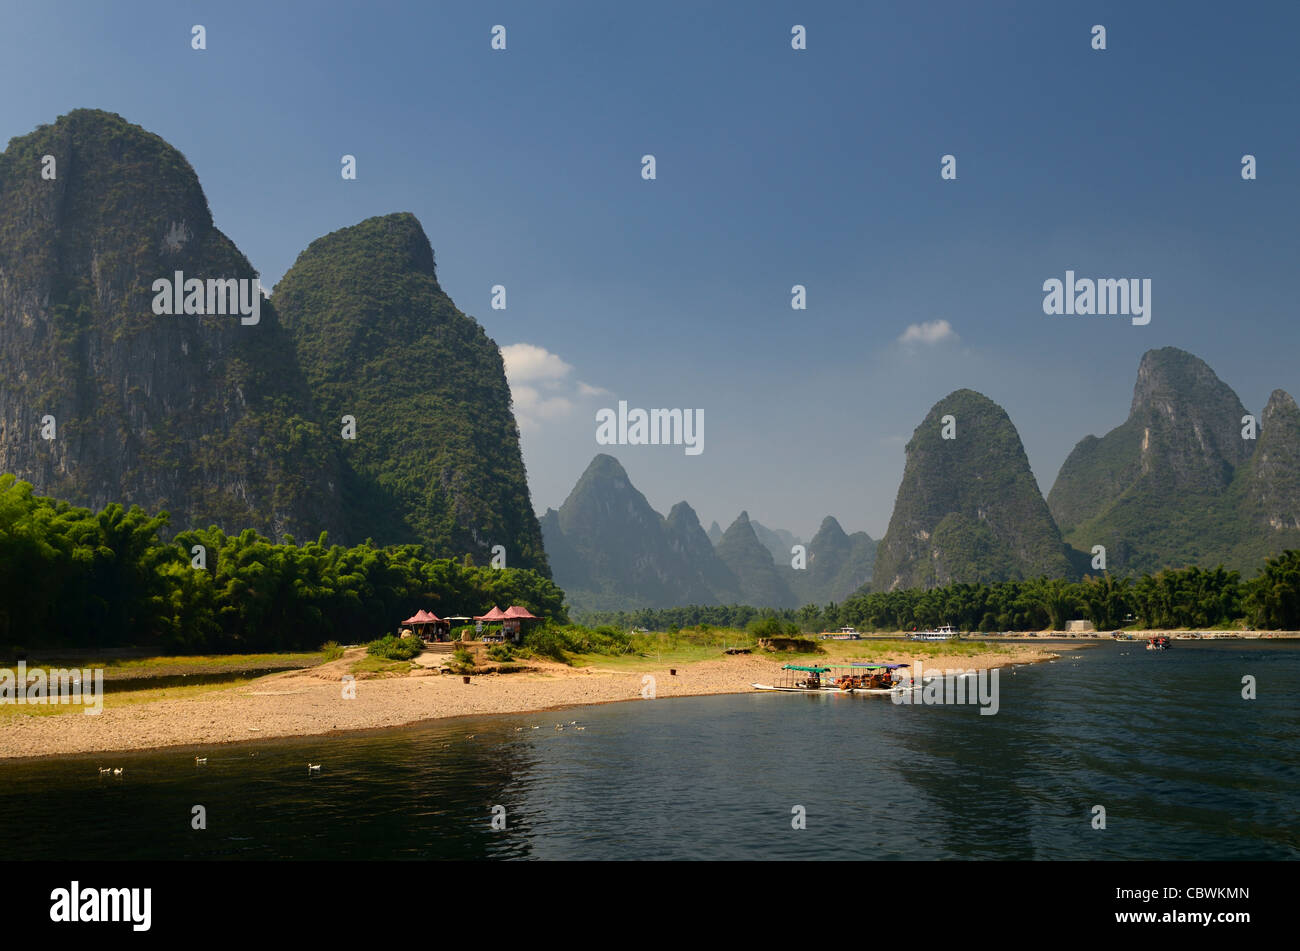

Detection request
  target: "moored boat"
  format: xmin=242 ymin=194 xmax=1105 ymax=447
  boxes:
xmin=752 ymin=663 xmax=917 ymax=695
xmin=751 ymin=664 xmax=833 ymax=692
xmin=1146 ymin=636 xmax=1171 ymax=651
xmin=828 ymin=662 xmax=912 ymax=694
xmin=907 ymin=624 xmax=959 ymax=642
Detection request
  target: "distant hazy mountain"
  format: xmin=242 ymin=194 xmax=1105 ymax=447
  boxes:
xmin=539 ymin=455 xmax=726 ymax=611
xmin=791 ymin=516 xmax=876 ymax=605
xmin=1048 ymin=348 xmax=1300 ymax=574
xmin=715 ymin=512 xmax=798 ymax=608
xmin=873 ymin=389 xmax=1073 ymax=590
xmin=665 ymin=501 xmax=744 ymax=605
xmin=546 ymin=348 xmax=1296 ymax=605
xmin=749 ymin=520 xmax=802 ymax=564
xmin=544 ymin=455 xmax=873 ymax=610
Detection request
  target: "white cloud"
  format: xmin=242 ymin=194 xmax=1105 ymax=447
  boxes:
xmin=511 ymin=384 xmax=574 ymax=423
xmin=501 ymin=342 xmax=603 ymax=431
xmin=898 ymin=319 xmax=956 ymax=346
xmin=501 ymin=342 xmax=572 ymax=384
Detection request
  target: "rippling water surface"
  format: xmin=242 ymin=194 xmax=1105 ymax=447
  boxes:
xmin=2 ymin=641 xmax=1296 ymax=859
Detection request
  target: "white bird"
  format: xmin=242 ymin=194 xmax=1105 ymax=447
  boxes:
xmin=308 ymin=764 xmax=321 ymax=772
xmin=195 ymin=757 xmax=207 ymax=765
xmin=569 ymin=720 xmax=577 ymax=725
xmin=97 ymin=767 xmax=111 ymax=775
xmin=531 ymin=726 xmax=539 ymax=730
xmin=575 ymin=726 xmax=586 ymax=731
xmin=112 ymin=768 xmax=123 ymax=776
xmin=514 ymin=727 xmax=523 ymax=732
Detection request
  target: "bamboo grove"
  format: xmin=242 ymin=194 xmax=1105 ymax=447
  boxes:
xmin=580 ymin=555 xmax=1300 ymax=634
xmin=0 ymin=475 xmax=567 ymax=652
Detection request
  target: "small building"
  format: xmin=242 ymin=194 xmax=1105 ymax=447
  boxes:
xmin=501 ymin=605 xmax=540 ymax=642
xmin=473 ymin=606 xmax=507 ymax=642
xmin=401 ymin=609 xmax=451 ymax=641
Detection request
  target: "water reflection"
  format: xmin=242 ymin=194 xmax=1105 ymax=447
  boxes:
xmin=0 ymin=642 xmax=1296 ymax=860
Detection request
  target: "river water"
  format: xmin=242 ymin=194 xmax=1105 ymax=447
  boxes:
xmin=1 ymin=641 xmax=1296 ymax=860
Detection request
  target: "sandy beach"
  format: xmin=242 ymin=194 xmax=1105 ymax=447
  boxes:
xmin=0 ymin=644 xmax=1058 ymax=760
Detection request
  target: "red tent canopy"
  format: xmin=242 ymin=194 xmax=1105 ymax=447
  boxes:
xmin=474 ymin=606 xmax=506 ymax=622
xmin=502 ymin=605 xmax=539 ymax=619
xmin=402 ymin=609 xmax=443 ymax=626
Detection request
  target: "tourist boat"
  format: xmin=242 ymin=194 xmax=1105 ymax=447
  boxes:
xmin=827 ymin=662 xmax=913 ymax=694
xmin=1146 ymin=636 xmax=1171 ymax=651
xmin=751 ymin=664 xmax=833 ymax=692
xmin=820 ymin=626 xmax=863 ymax=640
xmin=752 ymin=663 xmax=917 ymax=695
xmin=907 ymin=624 xmax=959 ymax=642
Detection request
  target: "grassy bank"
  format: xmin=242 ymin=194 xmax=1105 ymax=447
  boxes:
xmin=2 ymin=651 xmax=331 ymax=680
xmin=0 ymin=675 xmax=266 ymax=720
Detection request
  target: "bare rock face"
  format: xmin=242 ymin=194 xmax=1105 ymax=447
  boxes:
xmin=873 ymin=389 xmax=1072 ymax=591
xmin=0 ymin=109 xmax=346 ymax=539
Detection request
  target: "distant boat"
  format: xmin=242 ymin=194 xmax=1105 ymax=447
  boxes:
xmin=820 ymin=627 xmax=862 ymax=641
xmin=908 ymin=624 xmax=959 ymax=642
xmin=1146 ymin=636 xmax=1171 ymax=651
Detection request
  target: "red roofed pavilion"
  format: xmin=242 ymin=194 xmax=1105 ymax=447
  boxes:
xmin=399 ymin=609 xmax=450 ymax=641
xmin=501 ymin=605 xmax=541 ymax=642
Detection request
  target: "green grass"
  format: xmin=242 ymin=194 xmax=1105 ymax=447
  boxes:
xmin=558 ymin=626 xmax=755 ymax=670
xmin=349 ymin=655 xmax=417 ymax=676
xmin=7 ymin=652 xmax=328 ymax=680
xmin=0 ymin=675 xmax=264 ymax=719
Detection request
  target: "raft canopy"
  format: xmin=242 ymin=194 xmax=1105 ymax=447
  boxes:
xmin=837 ymin=662 xmax=910 ymax=670
xmin=782 ymin=665 xmax=831 ymax=673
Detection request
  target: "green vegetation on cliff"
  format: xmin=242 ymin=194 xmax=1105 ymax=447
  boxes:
xmin=273 ymin=212 xmax=548 ymax=574
xmin=873 ymin=389 xmax=1072 ymax=590
xmin=1049 ymin=349 xmax=1300 ymax=575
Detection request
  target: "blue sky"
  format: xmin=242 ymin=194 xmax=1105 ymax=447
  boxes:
xmin=3 ymin=1 xmax=1297 ymax=539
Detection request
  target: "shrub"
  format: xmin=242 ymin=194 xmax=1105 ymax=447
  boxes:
xmin=319 ymin=641 xmax=344 ymax=661
xmin=365 ymin=634 xmax=425 ymax=661
xmin=747 ymin=616 xmax=798 ymax=638
xmin=520 ymin=626 xmax=574 ymax=663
